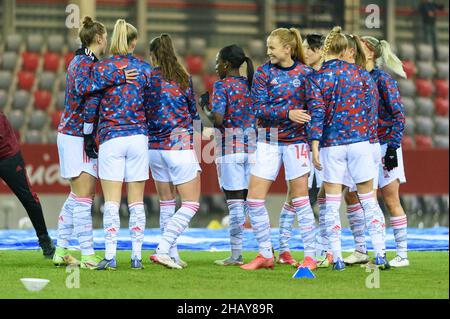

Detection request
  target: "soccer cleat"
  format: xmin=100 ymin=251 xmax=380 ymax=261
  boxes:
xmin=38 ymin=234 xmax=55 ymax=259
xmin=332 ymin=258 xmax=346 ymax=271
xmin=80 ymin=255 xmax=101 ymax=270
xmin=240 ymin=254 xmax=274 ymax=270
xmin=389 ymin=255 xmax=410 ymax=268
xmin=173 ymin=258 xmax=188 ymax=268
xmin=96 ymin=257 xmax=117 ymax=271
xmin=344 ymin=250 xmax=370 ymax=265
xmin=131 ymin=259 xmax=144 ymax=270
xmin=214 ymin=255 xmax=244 ymax=266
xmin=297 ymin=256 xmax=317 ymax=271
xmin=52 ymin=247 xmax=79 ymax=267
xmin=150 ymin=254 xmax=183 ymax=269
xmin=375 ymin=254 xmax=391 ymax=270
xmin=277 ymin=251 xmax=298 ymax=267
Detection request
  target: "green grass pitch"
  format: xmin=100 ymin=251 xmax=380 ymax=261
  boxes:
xmin=0 ymin=250 xmax=448 ymax=299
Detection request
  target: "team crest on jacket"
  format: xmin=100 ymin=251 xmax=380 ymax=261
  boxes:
xmin=293 ymin=79 xmax=301 ymax=88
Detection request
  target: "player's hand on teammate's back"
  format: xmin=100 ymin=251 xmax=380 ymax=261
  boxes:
xmin=84 ymin=134 xmax=98 ymax=159
xmin=118 ymin=65 xmax=139 ymax=84
xmin=288 ymin=110 xmax=311 ymax=124
xmin=199 ymin=91 xmax=210 ymax=109
xmin=384 ymin=147 xmax=398 ymax=171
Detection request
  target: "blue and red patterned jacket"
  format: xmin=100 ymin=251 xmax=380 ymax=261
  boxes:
xmin=146 ymin=69 xmax=199 ymax=150
xmin=307 ymin=59 xmax=379 ymax=147
xmin=83 ymin=54 xmax=152 ymax=145
xmin=251 ymin=61 xmax=314 ymax=145
xmin=58 ymin=48 xmax=125 ymax=137
xmin=211 ymin=76 xmax=256 ymax=155
xmin=370 ymin=68 xmax=405 ymax=149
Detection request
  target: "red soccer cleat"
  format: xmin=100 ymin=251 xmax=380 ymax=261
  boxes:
xmin=277 ymin=251 xmax=298 ymax=267
xmin=297 ymin=256 xmax=318 ymax=271
xmin=240 ymin=254 xmax=274 ymax=270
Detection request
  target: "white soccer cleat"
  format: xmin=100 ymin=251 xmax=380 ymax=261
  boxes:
xmin=389 ymin=255 xmax=410 ymax=268
xmin=344 ymin=250 xmax=369 ymax=265
xmin=152 ymin=254 xmax=183 ymax=269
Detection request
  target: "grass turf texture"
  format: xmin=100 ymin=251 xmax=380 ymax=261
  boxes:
xmin=0 ymin=250 xmax=448 ymax=299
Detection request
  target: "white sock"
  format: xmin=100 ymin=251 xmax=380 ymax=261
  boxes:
xmin=129 ymin=202 xmax=146 ymax=260
xmin=292 ymin=196 xmax=316 ymax=259
xmin=73 ymin=196 xmax=94 ymax=256
xmin=56 ymin=192 xmax=76 ymax=249
xmin=325 ymin=194 xmax=343 ymax=262
xmin=358 ymin=192 xmax=386 ymax=257
xmin=247 ymin=199 xmax=273 ymax=258
xmin=347 ymin=203 xmax=367 ymax=254
xmin=278 ymin=202 xmax=295 ymax=254
xmin=103 ymin=201 xmax=120 ymax=260
xmin=159 ymin=200 xmax=178 ymax=260
xmin=316 ymin=197 xmax=328 ymax=257
xmin=390 ymin=215 xmax=408 ymax=259
xmin=227 ymin=199 xmax=246 ymax=259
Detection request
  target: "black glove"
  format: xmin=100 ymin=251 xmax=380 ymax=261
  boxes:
xmin=84 ymin=134 xmax=98 ymax=159
xmin=199 ymin=91 xmax=210 ymax=110
xmin=383 ymin=146 xmax=398 ymax=171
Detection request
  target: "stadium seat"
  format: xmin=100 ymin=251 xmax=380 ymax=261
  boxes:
xmin=414 ymin=134 xmax=433 ymax=149
xmin=64 ymin=52 xmax=75 ymax=70
xmin=0 ymin=90 xmax=7 ymax=110
xmin=17 ymin=71 xmax=35 ymax=91
xmin=434 ymin=116 xmax=449 ymax=136
xmin=8 ymin=110 xmax=25 ymax=130
xmin=43 ymin=52 xmax=60 ymax=72
xmin=51 ymin=110 xmax=62 ymax=129
xmin=402 ymin=97 xmax=416 ymax=116
xmin=402 ymin=135 xmax=415 ymax=150
xmin=416 ymin=44 xmax=433 ymax=61
xmin=172 ymin=38 xmax=187 ymax=56
xmin=248 ymin=39 xmax=266 ymax=60
xmin=415 ymin=116 xmax=434 ymax=136
xmin=47 ymin=130 xmax=58 ymax=144
xmin=0 ymin=71 xmax=12 ymax=90
xmin=21 ymin=52 xmax=40 ymax=72
xmin=12 ymin=90 xmax=30 ymax=110
xmin=34 ymin=90 xmax=52 ymax=110
xmin=6 ymin=34 xmax=22 ymax=52
xmin=55 ymin=91 xmax=65 ymax=110
xmin=28 ymin=110 xmax=48 ymax=130
xmin=38 ymin=72 xmax=56 ymax=91
xmin=415 ymin=97 xmax=434 ymax=117
xmin=59 ymin=73 xmax=67 ymax=90
xmin=47 ymin=34 xmax=64 ymax=53
xmin=437 ymin=45 xmax=449 ymax=62
xmin=26 ymin=34 xmax=44 ymax=53
xmin=416 ymin=62 xmax=434 ymax=79
xmin=398 ymin=43 xmax=415 ymax=61
xmin=188 ymin=38 xmax=206 ymax=56
xmin=415 ymin=79 xmax=433 ymax=97
xmin=203 ymin=74 xmax=218 ymax=93
xmin=398 ymin=79 xmax=416 ymax=97
xmin=1 ymin=52 xmax=18 ymax=71
xmin=24 ymin=130 xmax=44 ymax=144
xmin=402 ymin=60 xmax=416 ymax=79
xmin=433 ymin=135 xmax=449 ymax=148
xmin=436 ymin=62 xmax=449 ymax=79
xmin=435 ymin=98 xmax=449 ymax=116
xmin=185 ymin=55 xmax=204 ymax=75
xmin=68 ymin=37 xmax=81 ymax=52
xmin=405 ymin=117 xmax=415 ymax=136
xmin=434 ymin=80 xmax=449 ymax=99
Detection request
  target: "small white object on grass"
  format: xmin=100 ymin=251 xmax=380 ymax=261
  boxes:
xmin=20 ymin=278 xmax=50 ymax=292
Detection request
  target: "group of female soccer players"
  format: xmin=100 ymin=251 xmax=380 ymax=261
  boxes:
xmin=53 ymin=15 xmax=409 ymax=272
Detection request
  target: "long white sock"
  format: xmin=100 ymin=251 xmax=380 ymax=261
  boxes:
xmin=159 ymin=200 xmax=179 ymax=260
xmin=73 ymin=196 xmax=94 ymax=256
xmin=157 ymin=201 xmax=199 ymax=255
xmin=347 ymin=203 xmax=367 ymax=254
xmin=57 ymin=192 xmax=76 ymax=248
xmin=227 ymin=199 xmax=246 ymax=259
xmin=278 ymin=202 xmax=296 ymax=254
xmin=103 ymin=201 xmax=120 ymax=260
xmin=292 ymin=196 xmax=316 ymax=259
xmin=325 ymin=194 xmax=343 ymax=262
xmin=247 ymin=199 xmax=273 ymax=258
xmin=390 ymin=215 xmax=408 ymax=259
xmin=315 ymin=198 xmax=329 ymax=257
xmin=358 ymin=192 xmax=386 ymax=257
xmin=129 ymin=202 xmax=146 ymax=260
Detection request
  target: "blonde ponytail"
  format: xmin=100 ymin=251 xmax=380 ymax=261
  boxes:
xmin=110 ymin=19 xmax=138 ymax=55
xmin=321 ymin=26 xmax=348 ymax=59
xmin=289 ymin=28 xmax=305 ymax=64
xmin=270 ymin=27 xmax=305 ymax=63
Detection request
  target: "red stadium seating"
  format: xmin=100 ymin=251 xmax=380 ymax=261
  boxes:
xmin=51 ymin=111 xmax=62 ymax=129
xmin=64 ymin=52 xmax=75 ymax=70
xmin=43 ymin=52 xmax=60 ymax=72
xmin=34 ymin=90 xmax=52 ymax=110
xmin=21 ymin=52 xmax=40 ymax=72
xmin=203 ymin=74 xmax=218 ymax=93
xmin=435 ymin=98 xmax=449 ymax=116
xmin=17 ymin=71 xmax=35 ymax=91
xmin=415 ymin=135 xmax=433 ymax=149
xmin=434 ymin=80 xmax=449 ymax=99
xmin=185 ymin=55 xmax=204 ymax=75
xmin=415 ymin=79 xmax=434 ymax=97
xmin=402 ymin=135 xmax=415 ymax=150
xmin=402 ymin=60 xmax=416 ymax=79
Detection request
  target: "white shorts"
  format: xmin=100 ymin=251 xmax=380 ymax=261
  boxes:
xmin=149 ymin=149 xmax=201 ymax=185
xmin=98 ymin=135 xmax=149 ymax=182
xmin=379 ymin=144 xmax=406 ymax=189
xmin=308 ymin=152 xmax=323 ymax=189
xmin=250 ymin=142 xmax=310 ymax=181
xmin=216 ymin=153 xmax=251 ymax=191
xmin=320 ymin=141 xmax=375 ymax=185
xmin=57 ymin=133 xmax=98 ymax=179
xmin=344 ymin=143 xmax=381 ymax=192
